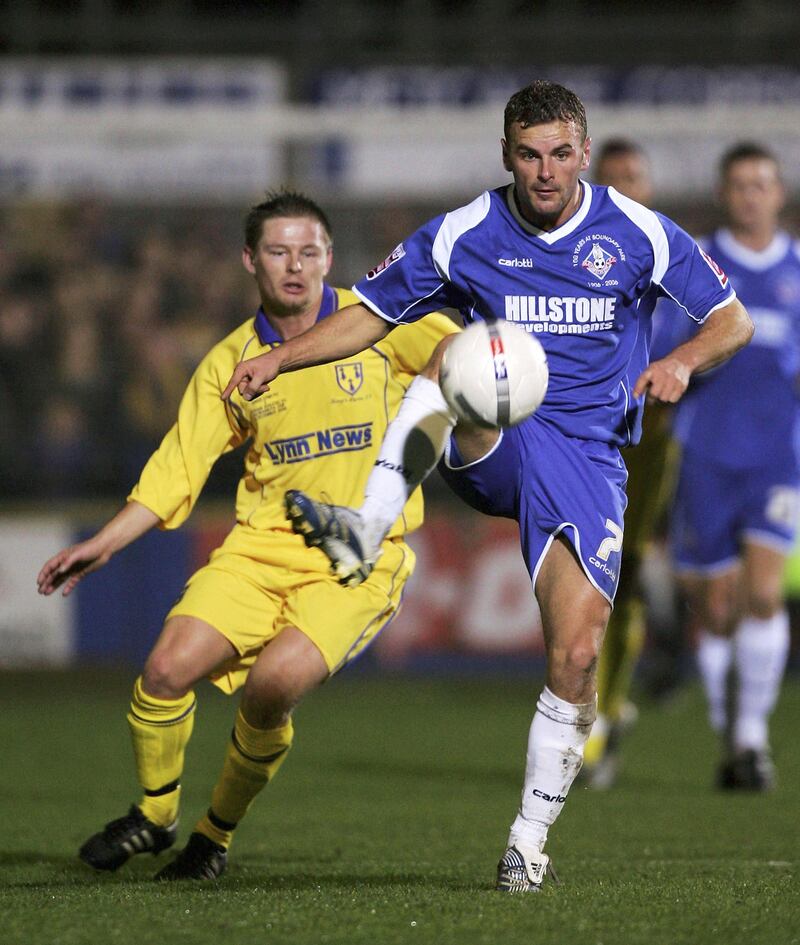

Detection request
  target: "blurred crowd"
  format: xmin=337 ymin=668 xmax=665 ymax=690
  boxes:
xmin=0 ymin=200 xmax=261 ymax=499
xmin=0 ymin=198 xmax=444 ymax=501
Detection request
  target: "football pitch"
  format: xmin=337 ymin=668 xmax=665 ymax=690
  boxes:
xmin=2 ymin=670 xmax=798 ymax=945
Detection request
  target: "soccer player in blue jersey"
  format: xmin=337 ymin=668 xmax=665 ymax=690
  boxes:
xmin=669 ymin=143 xmax=799 ymax=791
xmin=224 ymin=81 xmax=753 ymax=891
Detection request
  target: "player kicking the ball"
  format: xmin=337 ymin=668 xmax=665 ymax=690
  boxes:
xmin=224 ymin=81 xmax=753 ymax=892
xmin=37 ymin=192 xmax=456 ymax=881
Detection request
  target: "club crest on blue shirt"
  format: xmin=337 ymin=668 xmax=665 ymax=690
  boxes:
xmin=335 ymin=362 xmax=364 ymax=395
xmin=581 ymin=242 xmax=618 ymax=280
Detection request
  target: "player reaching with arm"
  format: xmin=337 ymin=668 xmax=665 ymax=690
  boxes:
xmin=669 ymin=143 xmax=799 ymax=791
xmin=37 ymin=192 xmax=457 ymax=880
xmin=224 ymin=81 xmax=753 ymax=893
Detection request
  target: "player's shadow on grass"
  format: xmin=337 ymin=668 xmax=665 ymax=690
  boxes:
xmin=1 ymin=850 xmax=85 ymax=870
xmin=0 ymin=850 xmax=111 ymax=888
xmin=217 ymin=870 xmax=482 ymax=894
xmin=0 ymin=857 xmax=483 ymax=895
xmin=0 ymin=850 xmax=181 ymax=889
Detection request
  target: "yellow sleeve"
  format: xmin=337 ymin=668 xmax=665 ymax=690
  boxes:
xmin=376 ymin=312 xmax=460 ymax=377
xmin=128 ymin=337 xmax=247 ymax=530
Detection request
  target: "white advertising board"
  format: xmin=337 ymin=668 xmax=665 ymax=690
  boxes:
xmin=0 ymin=519 xmax=74 ymax=667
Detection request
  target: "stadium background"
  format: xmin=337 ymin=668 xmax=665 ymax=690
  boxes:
xmin=2 ymin=0 xmax=800 ymax=677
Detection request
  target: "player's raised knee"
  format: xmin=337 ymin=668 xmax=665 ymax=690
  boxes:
xmin=141 ymin=650 xmax=195 ymax=700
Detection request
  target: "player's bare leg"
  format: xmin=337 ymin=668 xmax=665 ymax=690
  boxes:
xmin=498 ymin=538 xmax=605 ymax=892
xmin=536 ymin=538 xmax=610 ymax=704
xmin=287 ymin=336 xmax=459 ymax=586
xmin=80 ymin=617 xmax=236 ymax=871
xmin=158 ymin=627 xmax=329 ymax=880
xmin=143 ymin=616 xmax=238 ymax=699
xmin=239 ymin=626 xmax=330 ymax=728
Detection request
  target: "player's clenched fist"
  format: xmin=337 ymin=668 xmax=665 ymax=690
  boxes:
xmin=221 ymin=351 xmax=281 ymax=402
xmin=633 ymin=356 xmax=692 ymax=403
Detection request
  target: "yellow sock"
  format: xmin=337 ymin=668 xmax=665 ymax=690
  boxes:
xmin=127 ymin=676 xmax=196 ymax=827
xmin=195 ymin=709 xmax=294 ymax=849
xmin=584 ymin=713 xmax=610 ymax=768
xmin=597 ymin=596 xmax=646 ymax=721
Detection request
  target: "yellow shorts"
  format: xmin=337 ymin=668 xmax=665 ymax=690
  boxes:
xmin=166 ymin=524 xmax=415 ymax=694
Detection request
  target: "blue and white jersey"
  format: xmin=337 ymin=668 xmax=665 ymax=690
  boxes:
xmin=354 ymin=181 xmax=734 ymax=447
xmin=673 ymin=229 xmax=800 ymax=470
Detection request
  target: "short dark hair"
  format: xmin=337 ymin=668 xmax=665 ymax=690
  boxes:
xmin=595 ymin=138 xmax=647 ymax=165
xmin=719 ymin=142 xmax=780 ymax=180
xmin=244 ymin=191 xmax=333 ymax=251
xmin=504 ymin=80 xmax=588 ymax=142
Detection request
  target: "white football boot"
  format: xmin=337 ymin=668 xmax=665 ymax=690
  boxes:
xmin=496 ymin=845 xmax=560 ymax=893
xmin=285 ymin=489 xmax=383 ymax=587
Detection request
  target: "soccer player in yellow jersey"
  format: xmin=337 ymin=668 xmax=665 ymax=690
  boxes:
xmin=581 ymin=140 xmax=679 ymax=788
xmin=37 ymin=192 xmax=457 ymax=881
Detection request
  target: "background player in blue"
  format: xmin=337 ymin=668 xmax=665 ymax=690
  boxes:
xmin=669 ymin=143 xmax=800 ymax=791
xmin=224 ymin=81 xmax=753 ymax=892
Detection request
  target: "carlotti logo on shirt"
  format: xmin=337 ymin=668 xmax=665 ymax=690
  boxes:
xmin=498 ymin=257 xmax=534 ymax=268
xmin=366 ymin=244 xmax=406 ymax=280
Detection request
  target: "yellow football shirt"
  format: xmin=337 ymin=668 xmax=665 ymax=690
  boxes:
xmin=130 ymin=286 xmax=458 ymax=540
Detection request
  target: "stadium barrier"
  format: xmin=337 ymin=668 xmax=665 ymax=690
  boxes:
xmin=5 ymin=506 xmax=800 ymax=674
xmin=0 ymin=505 xmax=544 ymax=672
xmin=2 ymin=57 xmax=800 ymax=200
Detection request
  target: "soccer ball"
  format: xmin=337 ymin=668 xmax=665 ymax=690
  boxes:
xmin=438 ymin=319 xmax=548 ymax=428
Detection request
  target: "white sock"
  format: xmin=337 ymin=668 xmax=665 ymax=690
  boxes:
xmin=733 ymin=610 xmax=790 ymax=751
xmin=508 ymin=687 xmax=596 ymax=854
xmin=696 ymin=631 xmax=733 ymax=734
xmin=359 ymin=375 xmax=455 ymax=536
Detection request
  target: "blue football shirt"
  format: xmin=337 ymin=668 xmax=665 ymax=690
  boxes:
xmin=672 ymin=229 xmax=800 ymax=469
xmin=353 ymin=181 xmax=734 ymax=447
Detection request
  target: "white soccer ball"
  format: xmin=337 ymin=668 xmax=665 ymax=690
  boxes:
xmin=439 ymin=320 xmax=549 ymax=428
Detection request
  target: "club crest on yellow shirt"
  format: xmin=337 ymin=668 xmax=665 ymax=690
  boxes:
xmin=335 ymin=362 xmax=364 ymax=396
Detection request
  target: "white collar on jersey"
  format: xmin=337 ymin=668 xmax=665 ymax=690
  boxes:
xmin=715 ymin=228 xmax=790 ymax=271
xmin=505 ymin=179 xmax=593 ymax=244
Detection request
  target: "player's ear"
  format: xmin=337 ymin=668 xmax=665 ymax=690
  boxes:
xmin=581 ymin=136 xmax=592 ymax=171
xmin=323 ymin=244 xmax=333 ymax=277
xmin=242 ymin=246 xmax=256 ymax=275
xmin=501 ymin=138 xmax=512 ymax=173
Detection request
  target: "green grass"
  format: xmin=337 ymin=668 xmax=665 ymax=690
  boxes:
xmin=1 ymin=670 xmax=798 ymax=945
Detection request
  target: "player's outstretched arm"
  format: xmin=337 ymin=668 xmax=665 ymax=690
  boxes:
xmin=36 ymin=501 xmax=160 ymax=598
xmin=634 ymin=298 xmax=753 ymax=403
xmin=221 ymin=303 xmax=392 ymax=402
